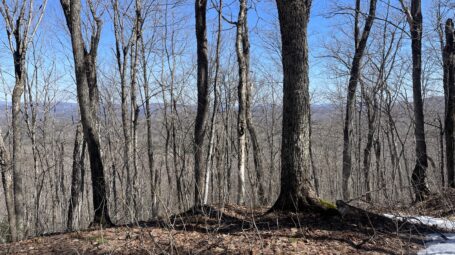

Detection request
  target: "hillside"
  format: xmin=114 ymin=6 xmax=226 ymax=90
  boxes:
xmin=0 ymin=204 xmax=426 ymax=254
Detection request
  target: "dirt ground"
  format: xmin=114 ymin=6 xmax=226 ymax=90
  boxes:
xmin=0 ymin=204 xmax=427 ymax=254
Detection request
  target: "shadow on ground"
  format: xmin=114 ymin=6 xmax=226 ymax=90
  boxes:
xmin=0 ymin=204 xmax=427 ymax=254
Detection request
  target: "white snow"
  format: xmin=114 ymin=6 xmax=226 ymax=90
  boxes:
xmin=383 ymin=214 xmax=455 ymax=255
xmin=418 ymin=234 xmax=455 ymax=255
xmin=383 ymin=214 xmax=455 ymax=231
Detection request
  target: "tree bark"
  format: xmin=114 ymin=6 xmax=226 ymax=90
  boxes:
xmin=271 ymin=0 xmax=322 ymax=211
xmin=444 ymin=18 xmax=455 ymax=188
xmin=60 ymin=0 xmax=113 ymax=227
xmin=130 ymin=2 xmax=141 ymax=218
xmin=400 ymin=0 xmax=430 ymax=201
xmin=203 ymin=0 xmax=223 ymax=205
xmin=11 ymin=56 xmax=26 ymax=239
xmin=194 ymin=0 xmax=209 ymax=205
xmin=235 ymin=0 xmax=265 ymax=205
xmin=236 ymin=0 xmax=248 ymax=205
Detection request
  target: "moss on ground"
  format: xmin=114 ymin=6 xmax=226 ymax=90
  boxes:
xmin=319 ymin=199 xmax=337 ymax=210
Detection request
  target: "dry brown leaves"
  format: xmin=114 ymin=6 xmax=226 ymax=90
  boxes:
xmin=0 ymin=204 xmax=423 ymax=254
xmin=414 ymin=188 xmax=455 ymax=218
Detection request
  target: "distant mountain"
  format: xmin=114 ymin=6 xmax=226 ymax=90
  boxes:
xmin=0 ymin=101 xmax=167 ymax=120
xmin=2 ymin=97 xmax=442 ymax=122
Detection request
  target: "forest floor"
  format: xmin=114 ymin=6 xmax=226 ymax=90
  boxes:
xmin=0 ymin=202 xmax=439 ymax=255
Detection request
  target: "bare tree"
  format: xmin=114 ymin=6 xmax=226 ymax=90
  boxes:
xmin=362 ymin=4 xmax=403 ymax=202
xmin=236 ymin=0 xmax=248 ymax=205
xmin=60 ymin=0 xmax=113 ymax=227
xmin=204 ymin=0 xmax=222 ymax=205
xmin=235 ymin=0 xmax=265 ymax=206
xmin=111 ymin=0 xmax=143 ymax=220
xmin=341 ymin=0 xmax=377 ymax=201
xmin=136 ymin=0 xmax=158 ymax=215
xmin=194 ymin=0 xmax=209 ymax=205
xmin=111 ymin=0 xmax=135 ymax=218
xmin=444 ymin=19 xmax=455 ymax=188
xmin=0 ymin=0 xmax=47 ymax=240
xmin=399 ymin=0 xmax=430 ymax=201
xmin=23 ymin=43 xmax=61 ymax=234
xmin=130 ymin=0 xmax=141 ymax=218
xmin=271 ymin=0 xmax=325 ymax=211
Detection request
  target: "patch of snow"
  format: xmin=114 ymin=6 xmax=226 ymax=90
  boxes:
xmin=418 ymin=233 xmax=455 ymax=255
xmin=383 ymin=214 xmax=455 ymax=231
xmin=383 ymin=214 xmax=455 ymax=254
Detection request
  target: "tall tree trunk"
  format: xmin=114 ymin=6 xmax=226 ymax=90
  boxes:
xmin=11 ymin=56 xmax=26 ymax=240
xmin=194 ymin=0 xmax=209 ymax=205
xmin=341 ymin=0 xmax=377 ymax=200
xmin=130 ymin=11 xmax=141 ymax=218
xmin=234 ymin=0 xmax=265 ymax=205
xmin=203 ymin=0 xmax=222 ymax=205
xmin=236 ymin=0 xmax=248 ymax=205
xmin=410 ymin=0 xmax=430 ymax=201
xmin=271 ymin=0 xmax=322 ymax=211
xmin=400 ymin=0 xmax=430 ymax=201
xmin=444 ymin=19 xmax=455 ymax=188
xmin=60 ymin=0 xmax=113 ymax=227
xmin=111 ymin=0 xmax=134 ymax=217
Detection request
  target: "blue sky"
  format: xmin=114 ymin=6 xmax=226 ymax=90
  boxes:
xmin=0 ymin=0 xmax=443 ymax=104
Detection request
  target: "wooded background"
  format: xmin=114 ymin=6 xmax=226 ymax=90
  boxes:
xmin=0 ymin=0 xmax=453 ymax=243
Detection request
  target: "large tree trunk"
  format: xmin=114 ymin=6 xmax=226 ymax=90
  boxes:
xmin=444 ymin=19 xmax=455 ymax=188
xmin=194 ymin=0 xmax=209 ymax=205
xmin=400 ymin=0 xmax=430 ymax=201
xmin=236 ymin=0 xmax=248 ymax=205
xmin=410 ymin=0 xmax=430 ymax=201
xmin=60 ymin=0 xmax=113 ymax=227
xmin=341 ymin=0 xmax=377 ymax=201
xmin=235 ymin=0 xmax=265 ymax=205
xmin=11 ymin=54 xmax=26 ymax=240
xmin=271 ymin=0 xmax=321 ymax=211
